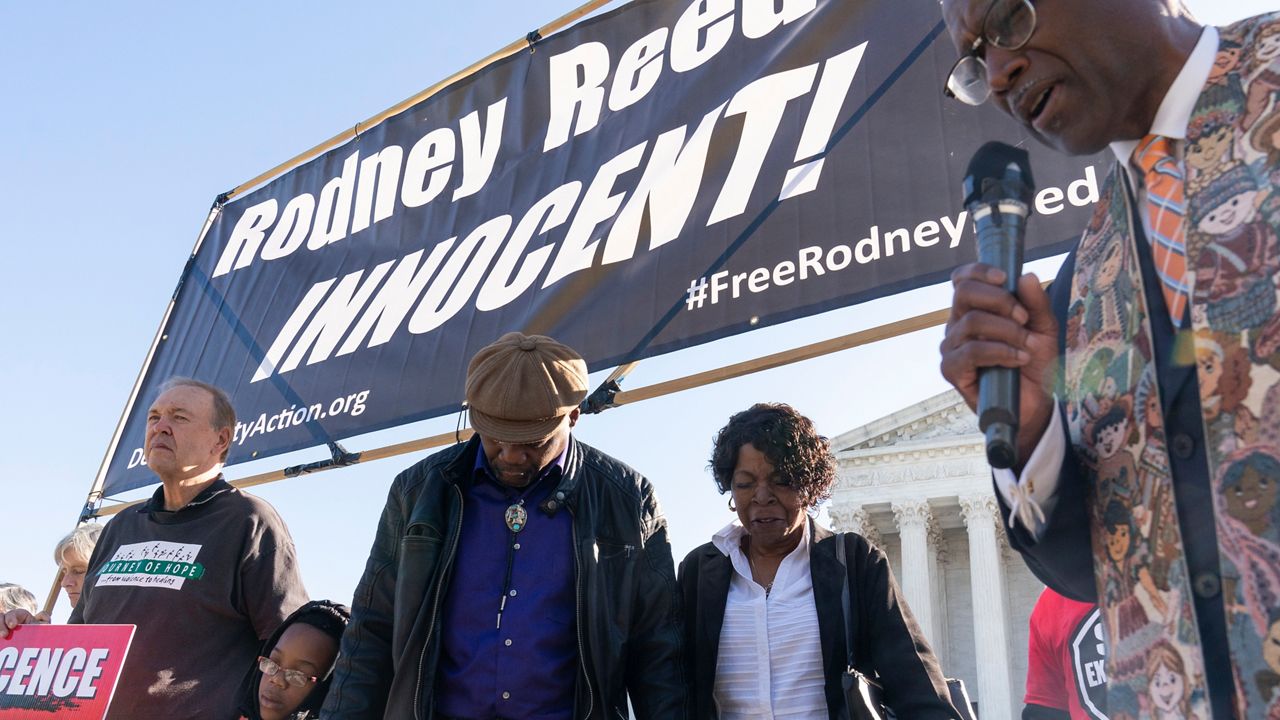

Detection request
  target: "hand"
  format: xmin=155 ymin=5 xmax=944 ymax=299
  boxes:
xmin=1 ymin=608 xmax=47 ymax=639
xmin=940 ymin=263 xmax=1059 ymax=469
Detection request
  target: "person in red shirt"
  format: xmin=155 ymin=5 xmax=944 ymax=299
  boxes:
xmin=1025 ymin=588 xmax=1109 ymax=719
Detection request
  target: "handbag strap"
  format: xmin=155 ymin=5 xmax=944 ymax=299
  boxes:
xmin=835 ymin=532 xmax=856 ymax=669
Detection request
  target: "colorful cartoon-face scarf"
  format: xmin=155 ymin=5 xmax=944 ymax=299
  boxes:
xmin=1064 ymin=15 xmax=1280 ymax=718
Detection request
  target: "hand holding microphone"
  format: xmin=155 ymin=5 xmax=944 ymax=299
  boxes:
xmin=939 ymin=142 xmax=1060 ymax=470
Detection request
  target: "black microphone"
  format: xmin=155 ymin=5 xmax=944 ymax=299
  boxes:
xmin=963 ymin=141 xmax=1035 ymax=470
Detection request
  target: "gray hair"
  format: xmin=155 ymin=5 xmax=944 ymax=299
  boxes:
xmin=0 ymin=583 xmax=37 ymax=614
xmin=159 ymin=377 xmax=237 ymax=461
xmin=54 ymin=523 xmax=104 ymax=567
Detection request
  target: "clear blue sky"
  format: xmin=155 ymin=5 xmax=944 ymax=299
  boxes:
xmin=0 ymin=0 xmax=1269 ymax=620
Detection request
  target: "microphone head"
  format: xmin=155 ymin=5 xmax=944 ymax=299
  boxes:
xmin=963 ymin=141 xmax=1035 ymax=207
xmin=985 ymin=422 xmax=1018 ymax=469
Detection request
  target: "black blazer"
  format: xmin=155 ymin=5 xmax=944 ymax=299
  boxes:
xmin=678 ymin=520 xmax=961 ymax=719
xmin=996 ymin=173 xmax=1233 ymax=718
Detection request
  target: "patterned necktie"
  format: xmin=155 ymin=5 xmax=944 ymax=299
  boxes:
xmin=1132 ymin=134 xmax=1190 ymax=327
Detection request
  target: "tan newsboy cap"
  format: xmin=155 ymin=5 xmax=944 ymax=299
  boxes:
xmin=465 ymin=332 xmax=589 ymax=444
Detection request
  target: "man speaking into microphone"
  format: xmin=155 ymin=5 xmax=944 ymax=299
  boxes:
xmin=937 ymin=0 xmax=1280 ymax=717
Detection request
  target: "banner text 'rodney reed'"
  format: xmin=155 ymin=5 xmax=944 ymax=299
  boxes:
xmin=214 ymin=0 xmax=823 ymax=280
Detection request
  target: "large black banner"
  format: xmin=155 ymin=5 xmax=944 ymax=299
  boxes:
xmin=102 ymin=0 xmax=1106 ymax=495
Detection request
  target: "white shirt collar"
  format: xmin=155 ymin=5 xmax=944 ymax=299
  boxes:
xmin=1110 ymin=25 xmax=1219 ymax=167
xmin=714 ymin=517 xmax=813 ymax=602
xmin=710 ymin=519 xmax=745 ymax=555
xmin=711 ymin=517 xmax=811 ymax=562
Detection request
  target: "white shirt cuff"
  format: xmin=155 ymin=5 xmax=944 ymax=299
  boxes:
xmin=992 ymin=405 xmax=1064 ymax=540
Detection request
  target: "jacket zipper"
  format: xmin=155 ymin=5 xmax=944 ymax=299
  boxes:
xmin=415 ymin=484 xmax=464 ymax=720
xmin=569 ymin=505 xmax=595 ymax=719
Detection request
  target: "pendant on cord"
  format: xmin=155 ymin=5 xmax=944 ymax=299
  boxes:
xmin=505 ymin=499 xmax=528 ymax=533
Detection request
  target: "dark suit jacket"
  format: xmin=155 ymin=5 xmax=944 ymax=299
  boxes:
xmin=997 ymin=172 xmax=1233 ymax=718
xmin=678 ymin=521 xmax=960 ymax=720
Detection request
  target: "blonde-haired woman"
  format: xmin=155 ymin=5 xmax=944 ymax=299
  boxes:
xmin=54 ymin=523 xmax=103 ymax=610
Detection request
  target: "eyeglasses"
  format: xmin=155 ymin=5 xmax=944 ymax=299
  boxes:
xmin=944 ymin=0 xmax=1038 ymax=105
xmin=257 ymin=656 xmax=318 ymax=688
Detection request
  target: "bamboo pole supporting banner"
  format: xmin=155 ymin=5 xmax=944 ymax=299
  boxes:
xmin=81 ymin=203 xmax=224 ymax=519
xmin=55 ymin=204 xmax=225 ymax=615
xmin=93 ymin=429 xmax=477 ymax=519
xmin=605 ymin=361 xmax=640 ymax=385
xmin=90 ymin=305 xmax=951 ymax=518
xmin=41 ymin=568 xmax=64 ymax=619
xmin=226 ymin=0 xmax=617 ymax=201
xmin=613 ymin=308 xmax=950 ymax=405
xmin=604 ymin=279 xmax=1050 ymax=407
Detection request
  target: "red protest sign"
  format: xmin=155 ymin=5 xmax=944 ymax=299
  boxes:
xmin=0 ymin=624 xmax=135 ymax=719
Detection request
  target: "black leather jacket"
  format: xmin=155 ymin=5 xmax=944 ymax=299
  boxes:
xmin=679 ymin=522 xmax=960 ymax=719
xmin=322 ymin=435 xmax=689 ymax=719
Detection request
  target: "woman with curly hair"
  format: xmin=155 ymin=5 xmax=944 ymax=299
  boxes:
xmin=679 ymin=403 xmax=961 ymax=719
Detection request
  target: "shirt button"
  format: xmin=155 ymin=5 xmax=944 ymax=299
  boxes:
xmin=509 ymin=589 xmax=517 ymax=597
xmin=513 ymin=543 xmax=520 ymax=550
xmin=505 ymin=638 xmax=512 ymax=646
xmin=555 ymin=491 xmax=566 ymax=501
xmin=1193 ymin=572 xmax=1220 ymax=598
xmin=1171 ymin=433 xmax=1195 ymax=460
xmin=547 ymin=500 xmax=558 ymax=511
xmin=502 ymin=691 xmax=511 ymax=700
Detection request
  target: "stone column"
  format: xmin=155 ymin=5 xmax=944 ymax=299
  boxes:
xmin=827 ymin=505 xmax=854 ymax=533
xmin=926 ymin=515 xmax=950 ymax=665
xmin=850 ymin=507 xmax=882 ymax=547
xmin=961 ymin=495 xmax=1013 ymax=720
xmin=832 ymin=505 xmax=882 ymax=546
xmin=891 ymin=500 xmax=936 ymax=645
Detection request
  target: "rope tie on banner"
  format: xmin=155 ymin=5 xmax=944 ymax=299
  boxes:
xmin=172 ymin=255 xmax=198 ymax=302
xmin=526 ymin=30 xmax=543 ymax=53
xmin=80 ymin=496 xmax=103 ymax=523
xmin=582 ymin=361 xmax=639 ymax=415
xmin=581 ymin=380 xmax=622 ymax=415
xmin=283 ymin=441 xmax=361 ymax=479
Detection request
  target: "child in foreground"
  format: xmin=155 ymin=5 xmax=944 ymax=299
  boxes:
xmin=237 ymin=599 xmax=350 ymax=720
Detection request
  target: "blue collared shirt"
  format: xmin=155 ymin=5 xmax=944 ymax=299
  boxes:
xmin=435 ymin=443 xmax=576 ymax=719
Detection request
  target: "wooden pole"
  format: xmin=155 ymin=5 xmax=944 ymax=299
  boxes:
xmin=90 ymin=305 xmax=950 ymax=517
xmin=81 ymin=205 xmax=223 ymax=519
xmin=614 ymin=308 xmax=950 ymax=405
xmin=93 ymin=428 xmax=476 ymax=518
xmin=226 ymin=0 xmax=617 ymax=201
xmin=604 ymin=361 xmax=640 ymax=385
xmin=40 ymin=568 xmax=64 ymax=619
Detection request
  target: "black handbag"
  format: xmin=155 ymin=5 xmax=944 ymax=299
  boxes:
xmin=947 ymin=678 xmax=976 ymax=720
xmin=843 ymin=667 xmax=892 ymax=720
xmin=835 ymin=533 xmax=976 ymax=720
xmin=836 ymin=533 xmax=895 ymax=720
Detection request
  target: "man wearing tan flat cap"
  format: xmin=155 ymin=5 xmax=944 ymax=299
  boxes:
xmin=323 ymin=332 xmax=688 ymax=720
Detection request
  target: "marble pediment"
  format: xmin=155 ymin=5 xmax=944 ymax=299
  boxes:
xmin=831 ymin=389 xmax=980 ymax=453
